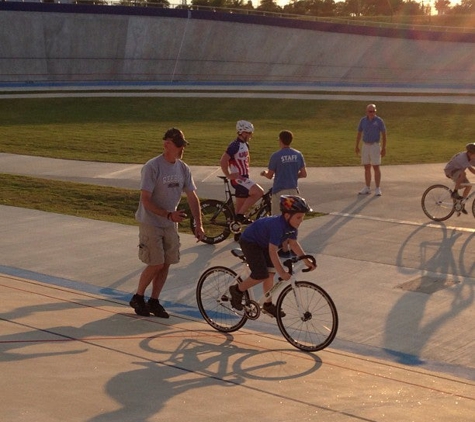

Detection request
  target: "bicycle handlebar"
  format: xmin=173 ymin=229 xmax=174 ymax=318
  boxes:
xmin=282 ymin=255 xmax=316 ymax=275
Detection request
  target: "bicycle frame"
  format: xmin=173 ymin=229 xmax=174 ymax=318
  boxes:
xmin=219 ymin=176 xmax=237 ymax=217
xmin=224 ymin=249 xmax=311 ymax=318
xmin=218 ymin=176 xmax=272 ymax=219
xmin=192 ymin=177 xmax=272 ymax=244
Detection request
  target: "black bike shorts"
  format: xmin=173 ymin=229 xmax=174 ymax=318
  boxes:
xmin=239 ymin=239 xmax=274 ymax=280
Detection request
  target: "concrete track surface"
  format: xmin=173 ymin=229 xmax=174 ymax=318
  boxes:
xmin=1 ymin=152 xmax=474 ymax=421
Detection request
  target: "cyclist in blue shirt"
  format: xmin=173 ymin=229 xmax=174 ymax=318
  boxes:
xmin=229 ymin=195 xmax=316 ymax=318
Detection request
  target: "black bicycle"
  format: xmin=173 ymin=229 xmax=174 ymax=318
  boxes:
xmin=191 ymin=176 xmax=272 ymax=245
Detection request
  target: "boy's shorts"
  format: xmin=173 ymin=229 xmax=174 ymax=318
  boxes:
xmin=231 ymin=176 xmax=256 ymax=198
xmin=445 ymin=169 xmax=469 ymax=184
xmin=239 ymin=239 xmax=275 ymax=280
xmin=361 ymin=142 xmax=381 ymax=166
xmin=138 ymin=223 xmax=180 ymax=266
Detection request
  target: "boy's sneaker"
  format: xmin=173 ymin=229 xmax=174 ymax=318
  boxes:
xmin=359 ymin=186 xmax=371 ymax=195
xmin=129 ymin=294 xmax=150 ymax=317
xmin=375 ymin=187 xmax=382 ymax=196
xmin=236 ymin=214 xmax=253 ymax=225
xmin=461 ymin=205 xmax=468 ymax=215
xmin=262 ymin=302 xmax=286 ymax=318
xmin=147 ymin=298 xmax=170 ymax=318
xmin=229 ymin=284 xmax=244 ymax=310
xmin=451 ymin=190 xmax=463 ymax=200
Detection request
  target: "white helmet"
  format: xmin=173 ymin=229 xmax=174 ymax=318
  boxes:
xmin=236 ymin=120 xmax=254 ymax=134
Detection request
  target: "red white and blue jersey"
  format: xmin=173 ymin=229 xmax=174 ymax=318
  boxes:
xmin=225 ymin=138 xmax=250 ymax=177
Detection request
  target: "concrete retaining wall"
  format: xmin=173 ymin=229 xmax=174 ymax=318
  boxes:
xmin=1 ymin=3 xmax=474 ymax=87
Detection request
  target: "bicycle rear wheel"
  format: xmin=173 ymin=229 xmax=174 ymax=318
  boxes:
xmin=196 ymin=266 xmax=248 ymax=332
xmin=191 ymin=199 xmax=233 ymax=244
xmin=421 ymin=184 xmax=455 ymax=221
xmin=276 ymin=281 xmax=338 ymax=352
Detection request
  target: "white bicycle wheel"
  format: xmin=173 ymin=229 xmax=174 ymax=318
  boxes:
xmin=276 ymin=281 xmax=338 ymax=352
xmin=421 ymin=184 xmax=455 ymax=221
xmin=196 ymin=266 xmax=248 ymax=332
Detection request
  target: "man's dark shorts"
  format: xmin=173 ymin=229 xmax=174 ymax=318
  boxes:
xmin=231 ymin=176 xmax=257 ymax=198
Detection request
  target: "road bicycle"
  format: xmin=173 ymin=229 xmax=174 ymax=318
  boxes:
xmin=421 ymin=182 xmax=475 ymax=221
xmin=196 ymin=249 xmax=339 ymax=352
xmin=190 ymin=176 xmax=272 ymax=245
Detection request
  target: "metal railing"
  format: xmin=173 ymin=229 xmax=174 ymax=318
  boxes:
xmin=3 ymin=0 xmax=475 ymax=33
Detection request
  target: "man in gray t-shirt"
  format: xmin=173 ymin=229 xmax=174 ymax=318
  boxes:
xmin=130 ymin=128 xmax=204 ymax=318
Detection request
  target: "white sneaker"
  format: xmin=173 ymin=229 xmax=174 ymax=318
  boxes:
xmin=359 ymin=186 xmax=371 ymax=195
xmin=375 ymin=187 xmax=382 ymax=196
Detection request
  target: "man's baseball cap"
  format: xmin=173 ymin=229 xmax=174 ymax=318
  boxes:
xmin=163 ymin=128 xmax=189 ymax=147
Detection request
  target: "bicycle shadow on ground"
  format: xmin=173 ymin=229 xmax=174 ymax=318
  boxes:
xmin=88 ymin=333 xmax=322 ymax=421
xmin=384 ymin=225 xmax=475 ymax=365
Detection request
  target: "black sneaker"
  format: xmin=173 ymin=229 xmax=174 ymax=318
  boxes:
xmin=451 ymin=190 xmax=463 ymax=200
xmin=262 ymin=302 xmax=286 ymax=318
xmin=236 ymin=214 xmax=253 ymax=225
xmin=229 ymin=284 xmax=244 ymax=310
xmin=147 ymin=298 xmax=170 ymax=319
xmin=461 ymin=205 xmax=468 ymax=215
xmin=129 ymin=294 xmax=150 ymax=317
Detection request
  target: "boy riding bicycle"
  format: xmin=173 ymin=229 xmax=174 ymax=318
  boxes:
xmin=229 ymin=195 xmax=316 ymax=318
xmin=444 ymin=143 xmax=475 ymax=214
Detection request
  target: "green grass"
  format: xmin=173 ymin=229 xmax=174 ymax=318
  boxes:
xmin=2 ymin=97 xmax=475 ymax=166
xmin=1 ymin=96 xmax=475 ymax=227
xmin=0 ymin=174 xmax=195 ymax=232
xmin=0 ymin=174 xmax=141 ymax=225
xmin=0 ymin=174 xmax=320 ymax=232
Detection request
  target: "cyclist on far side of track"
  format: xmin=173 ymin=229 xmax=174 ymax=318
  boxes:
xmin=220 ymin=120 xmax=264 ymax=224
xmin=229 ymin=195 xmax=317 ymax=318
xmin=444 ymin=143 xmax=475 ymax=214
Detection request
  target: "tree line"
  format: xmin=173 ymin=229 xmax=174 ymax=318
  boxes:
xmin=117 ymin=0 xmax=475 ymax=17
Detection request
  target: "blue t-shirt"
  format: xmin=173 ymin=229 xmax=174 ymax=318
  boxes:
xmin=268 ymin=147 xmax=305 ymax=194
xmin=240 ymin=215 xmax=297 ymax=249
xmin=358 ymin=116 xmax=386 ymax=143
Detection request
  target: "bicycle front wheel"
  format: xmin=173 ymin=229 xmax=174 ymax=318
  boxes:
xmin=191 ymin=199 xmax=233 ymax=244
xmin=421 ymin=184 xmax=455 ymax=221
xmin=276 ymin=281 xmax=338 ymax=352
xmin=196 ymin=266 xmax=248 ymax=332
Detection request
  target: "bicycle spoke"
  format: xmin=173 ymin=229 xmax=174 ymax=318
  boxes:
xmin=421 ymin=184 xmax=455 ymax=221
xmin=192 ymin=199 xmax=233 ymax=244
xmin=196 ymin=267 xmax=247 ymax=332
xmin=276 ymin=282 xmax=338 ymax=352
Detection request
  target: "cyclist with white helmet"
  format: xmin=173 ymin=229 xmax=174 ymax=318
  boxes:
xmin=444 ymin=143 xmax=475 ymax=214
xmin=229 ymin=195 xmax=316 ymax=318
xmin=220 ymin=120 xmax=264 ymax=224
